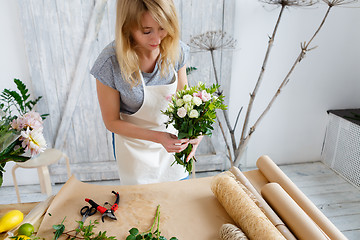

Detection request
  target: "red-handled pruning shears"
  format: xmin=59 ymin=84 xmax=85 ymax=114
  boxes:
xmin=85 ymin=191 xmax=120 ymax=222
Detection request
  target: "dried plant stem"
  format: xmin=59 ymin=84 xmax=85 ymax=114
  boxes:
xmin=238 ymin=5 xmax=286 ymax=159
xmin=234 ymin=5 xmax=333 ymax=166
xmin=217 ymin=114 xmax=234 ymax=166
xmin=209 ymin=50 xmax=237 ymax=159
xmin=210 ymin=50 xmax=220 ymax=85
xmin=210 ymin=49 xmax=237 ymax=153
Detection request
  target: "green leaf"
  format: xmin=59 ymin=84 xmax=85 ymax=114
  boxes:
xmin=186 ymin=66 xmax=197 ymax=75
xmin=0 ymin=170 xmax=3 ymax=187
xmin=126 ymin=235 xmax=136 ymax=240
xmin=177 ymin=132 xmax=188 ymax=139
xmin=52 ymin=216 xmax=66 ymax=240
xmin=129 ymin=228 xmax=139 ymax=236
xmin=14 ymin=78 xmax=30 ymax=101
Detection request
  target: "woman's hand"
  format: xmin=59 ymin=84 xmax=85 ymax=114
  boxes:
xmin=186 ymin=136 xmax=204 ymax=162
xmin=158 ymin=132 xmax=189 ymax=153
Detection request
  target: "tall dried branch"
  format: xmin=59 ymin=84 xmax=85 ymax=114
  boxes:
xmin=234 ymin=0 xmax=358 ymax=166
xmin=189 ymin=31 xmax=238 ymax=162
xmin=238 ymin=4 xmax=286 ymax=158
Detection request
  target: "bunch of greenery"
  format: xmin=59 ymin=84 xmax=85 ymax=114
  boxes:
xmin=32 ymin=205 xmax=176 ymax=240
xmin=0 ymin=78 xmax=47 ymax=186
xmin=162 ymin=82 xmax=227 ymax=174
xmin=51 ymin=217 xmax=116 ymax=240
xmin=126 ymin=205 xmax=178 ymax=240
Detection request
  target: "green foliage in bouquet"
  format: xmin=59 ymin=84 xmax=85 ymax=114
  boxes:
xmin=162 ymin=82 xmax=227 ymax=174
xmin=1 ymin=79 xmax=43 ymax=120
xmin=0 ymin=79 xmax=48 ymax=186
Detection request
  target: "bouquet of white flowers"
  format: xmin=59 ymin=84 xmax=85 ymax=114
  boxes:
xmin=0 ymin=79 xmax=47 ymax=186
xmin=162 ymin=82 xmax=227 ymax=174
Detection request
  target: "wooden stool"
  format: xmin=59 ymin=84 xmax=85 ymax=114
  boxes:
xmin=11 ymin=148 xmax=71 ymax=203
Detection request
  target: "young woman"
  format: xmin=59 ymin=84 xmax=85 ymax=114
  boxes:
xmin=91 ymin=0 xmax=202 ymax=185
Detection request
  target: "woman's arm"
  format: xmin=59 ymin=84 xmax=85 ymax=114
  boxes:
xmin=177 ymin=64 xmax=188 ymax=91
xmin=96 ymin=79 xmax=189 ymax=153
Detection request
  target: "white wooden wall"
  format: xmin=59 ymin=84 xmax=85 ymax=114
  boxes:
xmin=17 ymin=0 xmax=235 ymax=182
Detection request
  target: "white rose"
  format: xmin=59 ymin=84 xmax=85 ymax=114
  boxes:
xmin=192 ymin=96 xmax=202 ymax=106
xmin=189 ymin=109 xmax=199 ymax=118
xmin=176 ymin=99 xmax=184 ymax=107
xmin=177 ymin=107 xmax=187 ymax=118
xmin=183 ymin=94 xmax=193 ymax=103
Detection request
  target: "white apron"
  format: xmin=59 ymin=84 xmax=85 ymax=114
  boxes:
xmin=114 ymin=69 xmax=188 ymax=185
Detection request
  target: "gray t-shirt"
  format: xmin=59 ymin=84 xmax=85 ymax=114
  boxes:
xmin=90 ymin=41 xmax=190 ymax=114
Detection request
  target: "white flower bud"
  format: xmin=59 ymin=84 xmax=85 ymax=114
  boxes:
xmin=167 ymin=103 xmax=174 ymax=112
xmin=184 ymin=103 xmax=193 ymax=112
xmin=176 ymin=99 xmax=184 ymax=107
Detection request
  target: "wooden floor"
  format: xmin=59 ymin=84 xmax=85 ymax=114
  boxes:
xmin=0 ymin=161 xmax=359 ymax=239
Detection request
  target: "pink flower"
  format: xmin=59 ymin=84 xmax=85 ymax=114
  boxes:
xmin=193 ymin=90 xmax=211 ymax=102
xmin=11 ymin=111 xmax=43 ymax=131
xmin=193 ymin=92 xmax=201 ymax=98
xmin=166 ymin=94 xmax=175 ymax=102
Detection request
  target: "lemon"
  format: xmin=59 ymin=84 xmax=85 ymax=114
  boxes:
xmin=18 ymin=223 xmax=34 ymax=237
xmin=0 ymin=209 xmax=24 ymax=233
xmin=16 ymin=235 xmax=31 ymax=240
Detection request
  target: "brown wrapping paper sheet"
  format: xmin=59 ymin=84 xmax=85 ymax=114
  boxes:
xmin=230 ymin=167 xmax=296 ymax=240
xmin=211 ymin=172 xmax=286 ymax=240
xmin=257 ymin=155 xmax=347 ymax=240
xmin=36 ymin=175 xmax=234 ymax=239
xmin=261 ymin=183 xmax=328 ymax=240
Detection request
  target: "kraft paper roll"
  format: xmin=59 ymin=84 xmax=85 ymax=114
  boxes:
xmin=211 ymin=172 xmax=286 ymax=240
xmin=257 ymin=155 xmax=346 ymax=240
xmin=230 ymin=167 xmax=296 ymax=240
xmin=242 ymin=169 xmax=269 ymax=193
xmin=261 ymin=183 xmax=328 ymax=240
xmin=219 ymin=223 xmax=249 ymax=240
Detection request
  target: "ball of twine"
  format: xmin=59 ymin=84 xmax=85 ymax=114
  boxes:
xmin=219 ymin=223 xmax=249 ymax=240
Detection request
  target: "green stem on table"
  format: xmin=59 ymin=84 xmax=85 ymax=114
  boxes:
xmin=141 ymin=205 xmax=161 ymax=237
xmin=157 ymin=206 xmax=161 ymax=238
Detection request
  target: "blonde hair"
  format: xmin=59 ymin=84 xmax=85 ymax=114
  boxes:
xmin=115 ymin=0 xmax=180 ymax=87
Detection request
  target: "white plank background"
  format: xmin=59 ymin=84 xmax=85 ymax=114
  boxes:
xmin=17 ymin=0 xmax=235 ymax=182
